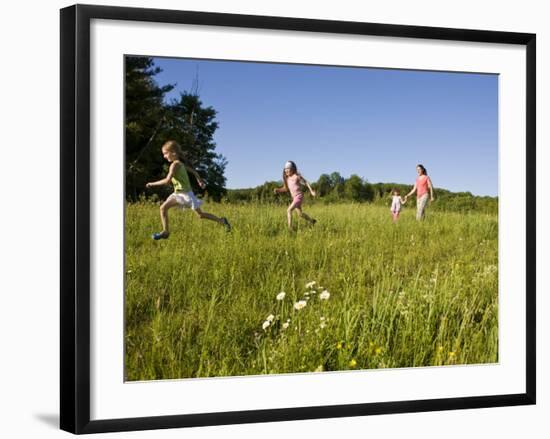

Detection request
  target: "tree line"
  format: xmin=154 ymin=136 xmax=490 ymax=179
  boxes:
xmin=225 ymin=174 xmax=498 ymax=214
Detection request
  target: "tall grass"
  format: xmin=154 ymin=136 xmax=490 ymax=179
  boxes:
xmin=125 ymin=202 xmax=498 ymax=381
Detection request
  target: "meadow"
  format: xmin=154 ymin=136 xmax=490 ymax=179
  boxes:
xmin=124 ymin=202 xmax=498 ymax=381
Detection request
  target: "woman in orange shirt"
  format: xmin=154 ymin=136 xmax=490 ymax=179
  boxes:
xmin=405 ymin=164 xmax=434 ymax=220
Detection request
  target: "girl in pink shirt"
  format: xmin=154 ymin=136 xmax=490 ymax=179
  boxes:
xmin=274 ymin=161 xmax=317 ymax=231
xmin=405 ymin=164 xmax=434 ymax=220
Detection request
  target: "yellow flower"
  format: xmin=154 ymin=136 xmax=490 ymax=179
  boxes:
xmin=375 ymin=347 xmax=382 ymax=355
xmin=449 ymin=351 xmax=456 ymax=358
xmin=336 ymin=342 xmax=343 ymax=350
xmin=349 ymin=359 xmax=357 ymax=368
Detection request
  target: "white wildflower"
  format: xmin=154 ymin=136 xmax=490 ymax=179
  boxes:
xmin=319 ymin=290 xmax=330 ymax=300
xmin=282 ymin=322 xmax=290 ymax=330
xmin=305 ymin=281 xmax=317 ymax=289
xmin=262 ymin=321 xmax=270 ymax=330
xmin=266 ymin=314 xmax=275 ymax=323
xmin=320 ymin=322 xmax=327 ymax=329
xmin=320 ymin=316 xmax=325 ymax=321
xmin=276 ymin=292 xmax=286 ymax=301
xmin=294 ymin=300 xmax=307 ymax=310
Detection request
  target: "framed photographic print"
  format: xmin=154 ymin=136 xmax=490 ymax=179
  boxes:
xmin=60 ymin=4 xmax=536 ymax=434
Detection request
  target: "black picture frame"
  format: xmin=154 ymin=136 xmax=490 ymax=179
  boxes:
xmin=60 ymin=4 xmax=536 ymax=434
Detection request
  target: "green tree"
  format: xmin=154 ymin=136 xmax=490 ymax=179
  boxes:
xmin=125 ymin=57 xmax=227 ymax=201
xmin=344 ymin=174 xmax=366 ymax=201
xmin=330 ymin=172 xmax=345 ymax=198
xmin=125 ymin=56 xmax=174 ymax=200
xmin=363 ymin=180 xmax=375 ymax=202
xmin=315 ymin=173 xmax=333 ymax=197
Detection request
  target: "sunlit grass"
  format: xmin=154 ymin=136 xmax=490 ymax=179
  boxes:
xmin=125 ymin=202 xmax=498 ymax=380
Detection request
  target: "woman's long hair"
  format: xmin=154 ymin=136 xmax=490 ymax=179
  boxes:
xmin=417 ymin=164 xmax=428 ymax=175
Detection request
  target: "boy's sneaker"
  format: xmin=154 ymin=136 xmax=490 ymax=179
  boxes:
xmin=221 ymin=217 xmax=231 ymax=232
xmin=152 ymin=231 xmax=169 ymax=240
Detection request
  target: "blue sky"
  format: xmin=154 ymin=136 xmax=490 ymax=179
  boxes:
xmin=153 ymin=57 xmax=498 ymax=196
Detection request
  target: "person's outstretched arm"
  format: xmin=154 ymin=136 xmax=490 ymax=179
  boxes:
xmin=405 ymin=183 xmax=417 ymax=200
xmin=301 ymin=176 xmax=316 ymax=197
xmin=146 ymin=162 xmax=178 ymax=188
xmin=185 ymin=164 xmax=206 ymax=189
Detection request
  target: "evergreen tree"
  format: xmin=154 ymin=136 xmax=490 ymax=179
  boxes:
xmin=125 ymin=56 xmax=227 ymax=201
xmin=125 ymin=57 xmax=174 ymax=200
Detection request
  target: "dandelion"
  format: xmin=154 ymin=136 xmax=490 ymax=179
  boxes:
xmin=449 ymin=351 xmax=456 ymax=358
xmin=276 ymin=292 xmax=286 ymax=301
xmin=437 ymin=346 xmax=444 ymax=352
xmin=282 ymin=322 xmax=290 ymax=330
xmin=349 ymin=359 xmax=357 ymax=368
xmin=294 ymin=300 xmax=307 ymax=310
xmin=319 ymin=290 xmax=330 ymax=300
xmin=336 ymin=342 xmax=343 ymax=350
xmin=262 ymin=321 xmax=270 ymax=330
xmin=375 ymin=347 xmax=382 ymax=355
xmin=266 ymin=314 xmax=275 ymax=323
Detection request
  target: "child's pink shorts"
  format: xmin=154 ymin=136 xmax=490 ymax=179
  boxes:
xmin=289 ymin=193 xmax=304 ymax=209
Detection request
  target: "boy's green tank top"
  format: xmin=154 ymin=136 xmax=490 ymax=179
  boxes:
xmin=171 ymin=162 xmax=192 ymax=193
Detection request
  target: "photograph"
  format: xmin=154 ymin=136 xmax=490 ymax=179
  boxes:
xmin=124 ymin=55 xmax=499 ymax=381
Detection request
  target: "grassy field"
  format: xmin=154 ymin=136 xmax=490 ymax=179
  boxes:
xmin=124 ymin=201 xmax=498 ymax=381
